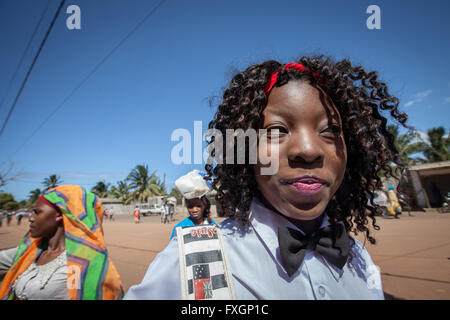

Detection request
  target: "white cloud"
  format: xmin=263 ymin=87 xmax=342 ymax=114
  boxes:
xmin=404 ymin=89 xmax=432 ymax=107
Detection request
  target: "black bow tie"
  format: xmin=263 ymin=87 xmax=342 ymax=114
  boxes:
xmin=278 ymin=221 xmax=351 ymax=277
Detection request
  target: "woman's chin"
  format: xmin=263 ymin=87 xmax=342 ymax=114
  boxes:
xmin=29 ymin=231 xmax=39 ymax=238
xmin=279 ymin=201 xmax=327 ymax=221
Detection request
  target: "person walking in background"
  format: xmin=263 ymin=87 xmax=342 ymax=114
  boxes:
xmin=104 ymin=208 xmax=109 ymax=222
xmin=398 ymin=193 xmax=413 ymax=216
xmin=133 ymin=206 xmax=141 ymax=224
xmin=161 ymin=202 xmax=169 ymax=224
xmin=168 ymin=203 xmax=174 ymax=221
xmin=387 ymin=185 xmax=402 ymax=219
xmin=109 ymin=207 xmax=114 ymax=221
xmin=6 ymin=212 xmax=12 ymax=226
xmin=16 ymin=211 xmax=24 ymax=226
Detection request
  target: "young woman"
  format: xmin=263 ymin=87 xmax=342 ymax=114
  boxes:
xmin=125 ymin=55 xmax=408 ymax=300
xmin=0 ymin=185 xmax=124 ymax=300
xmin=169 ymin=170 xmax=216 ymax=239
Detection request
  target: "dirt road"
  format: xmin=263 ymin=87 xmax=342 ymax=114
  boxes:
xmin=1 ymin=211 xmax=449 ymax=299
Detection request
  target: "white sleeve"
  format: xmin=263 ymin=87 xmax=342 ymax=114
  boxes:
xmin=350 ymin=238 xmax=385 ymax=300
xmin=0 ymin=247 xmax=18 ymax=270
xmin=124 ymin=238 xmax=181 ymax=300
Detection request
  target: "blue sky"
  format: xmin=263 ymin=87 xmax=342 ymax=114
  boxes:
xmin=0 ymin=0 xmax=449 ymax=201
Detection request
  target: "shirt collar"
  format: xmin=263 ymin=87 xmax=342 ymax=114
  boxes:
xmin=249 ymin=198 xmax=344 ymax=279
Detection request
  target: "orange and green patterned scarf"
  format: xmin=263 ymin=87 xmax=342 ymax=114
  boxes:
xmin=0 ymin=185 xmax=124 ymax=300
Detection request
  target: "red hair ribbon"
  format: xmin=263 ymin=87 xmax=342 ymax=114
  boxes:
xmin=264 ymin=63 xmax=322 ymax=96
xmin=37 ymin=194 xmax=62 ymax=213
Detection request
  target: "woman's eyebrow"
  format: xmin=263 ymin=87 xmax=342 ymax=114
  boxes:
xmin=263 ymin=105 xmax=294 ymax=118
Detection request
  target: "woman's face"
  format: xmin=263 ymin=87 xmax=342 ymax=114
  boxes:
xmin=29 ymin=200 xmax=61 ymax=238
xmin=254 ymin=81 xmax=347 ymax=221
xmin=186 ymin=198 xmax=206 ymax=223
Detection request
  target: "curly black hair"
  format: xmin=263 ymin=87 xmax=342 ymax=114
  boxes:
xmin=205 ymin=55 xmax=409 ymax=244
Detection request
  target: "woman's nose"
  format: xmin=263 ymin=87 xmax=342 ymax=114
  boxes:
xmin=287 ymin=129 xmax=324 ymax=164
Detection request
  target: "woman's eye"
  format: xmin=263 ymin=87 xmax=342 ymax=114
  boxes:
xmin=265 ymin=126 xmax=288 ymax=136
xmin=321 ymin=125 xmax=341 ymax=137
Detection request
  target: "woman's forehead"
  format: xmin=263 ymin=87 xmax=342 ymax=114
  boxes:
xmin=34 ymin=200 xmax=54 ymax=212
xmin=263 ymin=81 xmax=341 ymax=122
xmin=186 ymin=198 xmax=204 ymax=205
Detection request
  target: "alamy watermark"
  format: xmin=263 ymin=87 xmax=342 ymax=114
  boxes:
xmin=366 ymin=5 xmax=381 ymax=30
xmin=66 ymin=5 xmax=81 ymax=30
xmin=170 ymin=121 xmax=280 ymax=175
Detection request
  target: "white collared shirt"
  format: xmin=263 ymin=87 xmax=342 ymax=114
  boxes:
xmin=125 ymin=198 xmax=384 ymax=300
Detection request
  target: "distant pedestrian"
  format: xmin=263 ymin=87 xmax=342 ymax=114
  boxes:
xmin=398 ymin=193 xmax=412 ymax=216
xmin=6 ymin=212 xmax=12 ymax=226
xmin=161 ymin=203 xmax=169 ymax=224
xmin=168 ymin=203 xmax=174 ymax=221
xmin=17 ymin=211 xmax=25 ymax=226
xmin=387 ymin=185 xmax=402 ymax=219
xmin=109 ymin=207 xmax=114 ymax=221
xmin=134 ymin=206 xmax=141 ymax=224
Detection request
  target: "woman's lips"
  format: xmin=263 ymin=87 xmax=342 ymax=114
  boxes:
xmin=281 ymin=175 xmax=328 ymax=195
xmin=290 ymin=182 xmax=324 ymax=195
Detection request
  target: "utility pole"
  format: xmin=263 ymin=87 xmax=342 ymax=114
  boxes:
xmin=163 ymin=173 xmax=166 ymax=189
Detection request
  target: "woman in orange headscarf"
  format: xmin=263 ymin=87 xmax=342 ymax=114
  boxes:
xmin=0 ymin=185 xmax=124 ymax=300
xmin=133 ymin=206 xmax=141 ymax=224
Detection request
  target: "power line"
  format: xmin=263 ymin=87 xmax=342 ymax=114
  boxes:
xmin=0 ymin=0 xmax=66 ymax=138
xmin=6 ymin=0 xmax=168 ymax=159
xmin=0 ymin=0 xmax=51 ymax=115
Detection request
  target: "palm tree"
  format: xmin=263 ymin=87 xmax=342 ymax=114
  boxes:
xmin=28 ymin=188 xmax=42 ymax=204
xmin=419 ymin=127 xmax=450 ymax=163
xmin=126 ymin=164 xmax=165 ymax=203
xmin=109 ymin=180 xmax=131 ymax=204
xmin=42 ymin=174 xmax=63 ymax=190
xmin=169 ymin=187 xmax=183 ymax=204
xmin=387 ymin=125 xmax=425 ymax=166
xmin=91 ymin=181 xmax=110 ymax=198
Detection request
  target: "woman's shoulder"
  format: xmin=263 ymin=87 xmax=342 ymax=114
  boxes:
xmin=0 ymin=247 xmax=18 ymax=270
xmin=175 ymin=217 xmax=194 ymax=228
xmin=347 ymin=236 xmax=378 ymax=270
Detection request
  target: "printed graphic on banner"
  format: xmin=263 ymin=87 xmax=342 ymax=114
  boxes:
xmin=177 ymin=225 xmax=236 ymax=300
xmin=193 ymin=264 xmax=212 ymax=299
xmin=184 ymin=226 xmax=218 ymax=243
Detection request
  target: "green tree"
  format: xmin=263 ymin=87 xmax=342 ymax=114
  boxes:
xmin=0 ymin=193 xmax=19 ymax=211
xmin=3 ymin=201 xmax=19 ymax=211
xmin=126 ymin=164 xmax=165 ymax=203
xmin=109 ymin=180 xmax=131 ymax=204
xmin=42 ymin=174 xmax=63 ymax=191
xmin=169 ymin=187 xmax=183 ymax=204
xmin=387 ymin=125 xmax=426 ymax=166
xmin=91 ymin=180 xmax=110 ymax=198
xmin=419 ymin=126 xmax=450 ymax=163
xmin=28 ymin=188 xmax=42 ymax=205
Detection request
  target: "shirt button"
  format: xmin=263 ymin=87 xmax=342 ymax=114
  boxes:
xmin=318 ymin=286 xmax=326 ymax=297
